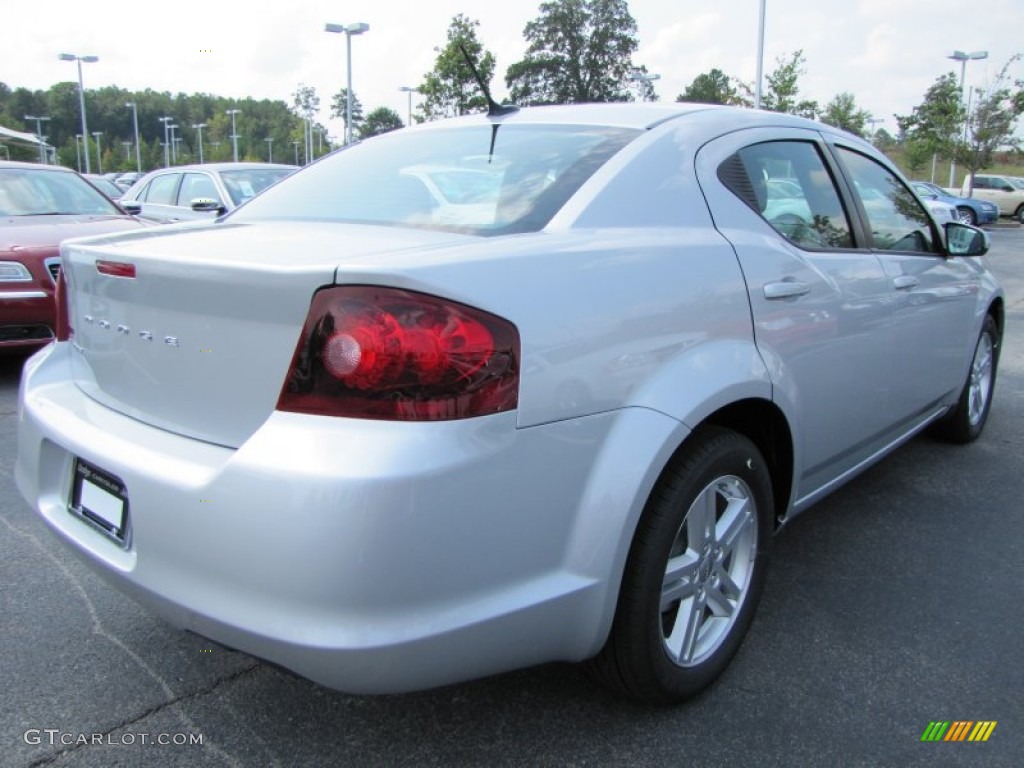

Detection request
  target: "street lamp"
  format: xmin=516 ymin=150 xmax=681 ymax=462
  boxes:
xmin=24 ymin=115 xmax=50 ymax=164
xmin=58 ymin=53 xmax=98 ymax=173
xmin=398 ymin=86 xmax=420 ymax=127
xmin=173 ymin=136 xmax=183 ymax=162
xmin=74 ymin=134 xmax=82 ymax=172
xmin=265 ymin=137 xmax=274 ymax=162
xmin=168 ymin=125 xmax=179 ymax=163
xmin=754 ymin=0 xmax=766 ymax=108
xmin=325 ymin=22 xmax=370 ymax=145
xmin=292 ymin=140 xmax=300 ymax=165
xmin=192 ymin=123 xmax=207 ymax=164
xmin=158 ymin=116 xmax=173 ymax=167
xmin=226 ymin=109 xmax=242 ymax=162
xmin=92 ymin=131 xmax=103 ymax=173
xmin=947 ymin=50 xmax=988 ymax=188
xmin=126 ymin=102 xmax=142 ymax=172
xmin=627 ymin=72 xmax=660 ymax=102
xmin=122 ymin=140 xmax=132 ymax=160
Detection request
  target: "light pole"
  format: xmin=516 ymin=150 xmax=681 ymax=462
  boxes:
xmin=866 ymin=117 xmax=884 ymax=140
xmin=754 ymin=0 xmax=766 ymax=108
xmin=292 ymin=140 xmax=300 ymax=165
xmin=126 ymin=102 xmax=141 ymax=172
xmin=192 ymin=123 xmax=207 ymax=164
xmin=947 ymin=50 xmax=987 ymax=188
xmin=58 ymin=53 xmax=98 ymax=173
xmin=226 ymin=109 xmax=241 ymax=162
xmin=398 ymin=86 xmax=420 ymax=126
xmin=325 ymin=22 xmax=370 ymax=145
xmin=173 ymin=136 xmax=183 ymax=162
xmin=92 ymin=131 xmax=103 ymax=173
xmin=24 ymin=115 xmax=51 ymax=163
xmin=168 ymin=125 xmax=179 ymax=163
xmin=75 ymin=134 xmax=82 ymax=172
xmin=122 ymin=140 xmax=132 ymax=160
xmin=627 ymin=72 xmax=660 ymax=102
xmin=265 ymin=137 xmax=274 ymax=162
xmin=210 ymin=141 xmax=221 ymax=161
xmin=159 ymin=116 xmax=173 ymax=167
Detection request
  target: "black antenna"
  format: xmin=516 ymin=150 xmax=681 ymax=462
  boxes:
xmin=458 ymin=42 xmax=518 ymax=117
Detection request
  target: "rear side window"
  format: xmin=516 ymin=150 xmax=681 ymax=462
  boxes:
xmin=836 ymin=148 xmax=939 ymax=254
xmin=718 ymin=141 xmax=853 ymax=250
xmin=178 ymin=173 xmax=221 ymax=206
xmin=231 ymin=125 xmax=640 ymax=236
xmin=145 ymin=174 xmax=180 ymax=205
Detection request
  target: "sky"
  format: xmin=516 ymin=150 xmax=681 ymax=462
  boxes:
xmin=3 ymin=0 xmax=1022 ymax=143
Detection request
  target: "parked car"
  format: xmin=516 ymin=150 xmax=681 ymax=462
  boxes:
xmin=0 ymin=161 xmax=147 ymax=353
xmin=120 ymin=163 xmax=297 ymax=223
xmin=114 ymin=171 xmax=143 ymax=190
xmin=16 ymin=104 xmax=1002 ymax=705
xmin=912 ymin=180 xmax=999 ymax=226
xmin=84 ymin=174 xmax=126 ymax=202
xmin=960 ymin=173 xmax=1024 ymax=222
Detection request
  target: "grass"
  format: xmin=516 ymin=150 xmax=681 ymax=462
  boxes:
xmin=884 ymin=148 xmax=1024 ymax=189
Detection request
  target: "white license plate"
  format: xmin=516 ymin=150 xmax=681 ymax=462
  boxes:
xmin=70 ymin=459 xmax=129 ymax=543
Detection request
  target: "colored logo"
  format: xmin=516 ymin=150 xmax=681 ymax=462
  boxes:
xmin=921 ymin=721 xmax=996 ymax=742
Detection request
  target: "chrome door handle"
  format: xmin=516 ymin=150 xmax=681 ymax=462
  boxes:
xmin=763 ymin=281 xmax=811 ymax=299
xmin=893 ymin=276 xmax=919 ymax=290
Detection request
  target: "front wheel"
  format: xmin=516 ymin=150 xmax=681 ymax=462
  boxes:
xmin=1017 ymin=206 xmax=1024 ymax=225
xmin=587 ymin=427 xmax=773 ymax=705
xmin=934 ymin=315 xmax=1000 ymax=443
xmin=956 ymin=206 xmax=977 ymax=226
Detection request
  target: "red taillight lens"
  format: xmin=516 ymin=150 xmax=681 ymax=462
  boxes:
xmin=54 ymin=266 xmax=71 ymax=342
xmin=277 ymin=286 xmax=520 ymax=421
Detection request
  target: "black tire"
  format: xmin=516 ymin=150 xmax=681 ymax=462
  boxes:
xmin=1017 ymin=206 xmax=1024 ymax=225
xmin=956 ymin=206 xmax=977 ymax=226
xmin=934 ymin=315 xmax=1000 ymax=444
xmin=587 ymin=427 xmax=773 ymax=705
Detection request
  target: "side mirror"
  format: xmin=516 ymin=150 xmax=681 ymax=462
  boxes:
xmin=191 ymin=198 xmax=227 ymax=214
xmin=945 ymin=222 xmax=989 ymax=257
xmin=121 ymin=200 xmax=142 ymax=215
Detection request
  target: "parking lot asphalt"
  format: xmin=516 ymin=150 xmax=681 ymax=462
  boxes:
xmin=2 ymin=228 xmax=1022 ymax=768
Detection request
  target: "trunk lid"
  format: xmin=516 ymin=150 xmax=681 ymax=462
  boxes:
xmin=64 ymin=220 xmax=475 ymax=447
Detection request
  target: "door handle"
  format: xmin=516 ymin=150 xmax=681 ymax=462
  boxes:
xmin=893 ymin=276 xmax=919 ymax=290
xmin=763 ymin=281 xmax=811 ymax=299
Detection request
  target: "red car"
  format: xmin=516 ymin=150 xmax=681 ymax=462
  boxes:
xmin=0 ymin=161 xmax=148 ymax=353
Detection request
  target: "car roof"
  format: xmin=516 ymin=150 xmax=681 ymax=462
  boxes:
xmin=139 ymin=163 xmax=298 ymax=173
xmin=0 ymin=160 xmax=77 ymax=173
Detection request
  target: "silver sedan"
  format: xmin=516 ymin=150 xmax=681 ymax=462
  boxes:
xmin=16 ymin=104 xmax=1003 ymax=705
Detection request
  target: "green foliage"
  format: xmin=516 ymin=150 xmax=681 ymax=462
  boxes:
xmin=418 ymin=15 xmax=497 ymax=120
xmin=895 ymin=73 xmax=963 ymax=161
xmin=872 ymin=127 xmax=896 ymax=151
xmin=676 ymin=68 xmax=740 ymax=105
xmin=903 ymin=139 xmax=932 ymax=175
xmin=957 ymin=55 xmax=1024 ymax=178
xmin=330 ymin=88 xmax=364 ymax=135
xmin=358 ymin=107 xmax=404 ymax=139
xmin=743 ymin=50 xmax=819 ymax=118
xmin=505 ymin=0 xmax=644 ymax=105
xmin=0 ymin=79 xmax=309 ymax=171
xmin=820 ymin=92 xmax=871 ymax=137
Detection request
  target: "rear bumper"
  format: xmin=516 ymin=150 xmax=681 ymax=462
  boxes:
xmin=16 ymin=342 xmax=683 ymax=693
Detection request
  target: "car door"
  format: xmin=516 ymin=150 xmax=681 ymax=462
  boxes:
xmin=174 ymin=172 xmax=225 ymax=221
xmin=830 ymin=143 xmax=979 ymax=424
xmin=137 ymin=172 xmax=183 ymax=222
xmin=697 ymin=128 xmax=895 ymax=506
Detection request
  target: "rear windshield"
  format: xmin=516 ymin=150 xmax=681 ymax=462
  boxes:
xmin=219 ymin=168 xmax=296 ymax=206
xmin=230 ymin=124 xmax=640 ymax=236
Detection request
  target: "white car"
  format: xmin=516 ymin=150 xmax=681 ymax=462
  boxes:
xmin=16 ymin=104 xmax=1001 ymax=705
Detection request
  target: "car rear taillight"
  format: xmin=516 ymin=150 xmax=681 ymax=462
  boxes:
xmin=277 ymin=286 xmax=520 ymax=421
xmin=54 ymin=266 xmax=71 ymax=342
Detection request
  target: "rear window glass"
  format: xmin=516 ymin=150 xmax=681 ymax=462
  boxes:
xmin=230 ymin=124 xmax=640 ymax=236
xmin=0 ymin=168 xmax=120 ymax=216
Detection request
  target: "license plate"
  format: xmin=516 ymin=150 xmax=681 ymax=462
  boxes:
xmin=70 ymin=458 xmax=129 ymax=544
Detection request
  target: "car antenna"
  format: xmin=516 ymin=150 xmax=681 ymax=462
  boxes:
xmin=458 ymin=43 xmax=518 ymax=118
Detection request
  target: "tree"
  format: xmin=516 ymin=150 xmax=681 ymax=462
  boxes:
xmin=740 ymin=50 xmax=818 ymax=118
xmin=895 ymin=73 xmax=964 ymax=165
xmin=292 ymin=84 xmax=320 ymax=162
xmin=505 ymin=0 xmax=645 ymax=105
xmin=958 ymin=56 xmax=1024 ymax=191
xmin=872 ymin=127 xmax=897 ymax=151
xmin=676 ymin=68 xmax=740 ymax=105
xmin=820 ymin=92 xmax=871 ymax=137
xmin=418 ymin=15 xmax=497 ymax=120
xmin=358 ymin=107 xmax=404 ymax=139
xmin=330 ymin=87 xmax=364 ymax=137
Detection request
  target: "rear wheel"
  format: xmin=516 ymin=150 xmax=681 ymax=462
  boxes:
xmin=1016 ymin=206 xmax=1024 ymax=225
xmin=956 ymin=206 xmax=976 ymax=225
xmin=588 ymin=427 xmax=773 ymax=705
xmin=935 ymin=315 xmax=1000 ymax=443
